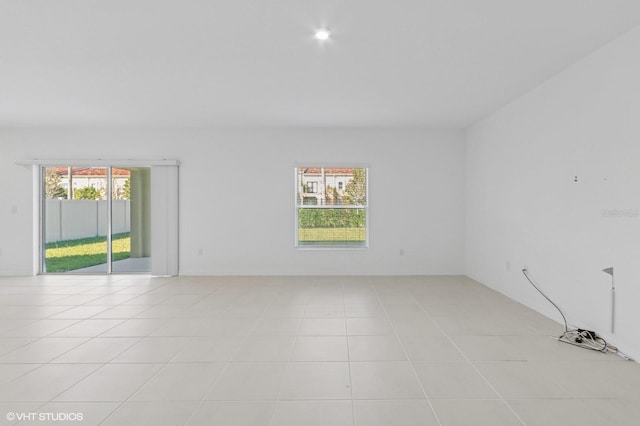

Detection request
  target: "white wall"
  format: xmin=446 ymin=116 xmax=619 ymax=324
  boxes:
xmin=0 ymin=128 xmax=465 ymax=276
xmin=466 ymin=26 xmax=640 ymax=359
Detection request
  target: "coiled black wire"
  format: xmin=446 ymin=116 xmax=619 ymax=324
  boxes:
xmin=522 ymin=268 xmax=607 ymax=352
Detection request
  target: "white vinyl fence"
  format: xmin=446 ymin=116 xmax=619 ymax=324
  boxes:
xmin=45 ymin=199 xmax=131 ymax=243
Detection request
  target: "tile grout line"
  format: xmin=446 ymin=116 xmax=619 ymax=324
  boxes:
xmin=249 ymin=296 xmax=294 ymax=426
xmin=370 ymin=280 xmax=443 ymax=426
xmin=267 ymin=282 xmax=325 ymax=426
xmin=267 ymin=280 xmax=352 ymax=425
xmin=412 ymin=295 xmax=527 ymax=426
xmin=179 ymin=285 xmax=278 ymax=425
xmin=167 ymin=283 xmax=244 ymax=425
xmin=341 ymin=278 xmax=357 ymax=426
xmin=98 ymin=279 xmax=215 ymax=425
xmin=0 ymin=278 xmax=173 ymax=423
xmin=36 ymin=361 xmax=118 ymax=424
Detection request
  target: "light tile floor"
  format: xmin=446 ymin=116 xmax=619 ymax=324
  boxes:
xmin=0 ymin=275 xmax=639 ymax=425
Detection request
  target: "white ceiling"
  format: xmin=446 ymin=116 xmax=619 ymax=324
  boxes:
xmin=1 ymin=0 xmax=639 ymax=128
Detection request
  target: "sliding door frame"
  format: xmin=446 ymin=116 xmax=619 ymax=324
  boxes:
xmin=20 ymin=159 xmax=179 ymax=276
xmin=106 ymin=166 xmax=113 ymax=274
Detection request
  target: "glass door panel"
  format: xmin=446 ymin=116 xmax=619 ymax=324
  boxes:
xmin=110 ymin=167 xmax=151 ymax=273
xmin=43 ymin=166 xmax=108 ymax=273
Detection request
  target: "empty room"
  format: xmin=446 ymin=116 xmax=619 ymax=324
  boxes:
xmin=1 ymin=1 xmax=640 ymax=425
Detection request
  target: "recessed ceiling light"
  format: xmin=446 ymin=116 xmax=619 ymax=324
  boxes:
xmin=314 ymin=28 xmax=331 ymax=41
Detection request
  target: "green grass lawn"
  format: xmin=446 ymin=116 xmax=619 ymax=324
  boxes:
xmin=298 ymin=227 xmax=366 ymax=242
xmin=45 ymin=233 xmax=131 ymax=272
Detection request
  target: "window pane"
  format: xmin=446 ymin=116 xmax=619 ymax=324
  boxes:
xmin=297 ymin=208 xmax=366 ymax=247
xmin=296 ymin=167 xmax=367 ymax=206
xmin=296 ymin=167 xmax=368 ymax=248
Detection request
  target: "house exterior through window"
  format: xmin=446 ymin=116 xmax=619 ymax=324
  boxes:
xmin=295 ymin=167 xmax=368 ymax=248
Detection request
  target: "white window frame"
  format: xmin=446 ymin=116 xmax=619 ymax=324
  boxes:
xmin=294 ymin=165 xmax=369 ymax=250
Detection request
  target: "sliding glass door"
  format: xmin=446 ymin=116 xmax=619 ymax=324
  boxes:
xmin=111 ymin=167 xmax=151 ymax=273
xmin=42 ymin=166 xmax=151 ymax=274
xmin=43 ymin=166 xmax=109 ymax=273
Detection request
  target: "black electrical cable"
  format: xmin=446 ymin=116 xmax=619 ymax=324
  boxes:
xmin=521 ymin=268 xmax=608 ymax=353
xmin=560 ymin=329 xmax=607 ymax=352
